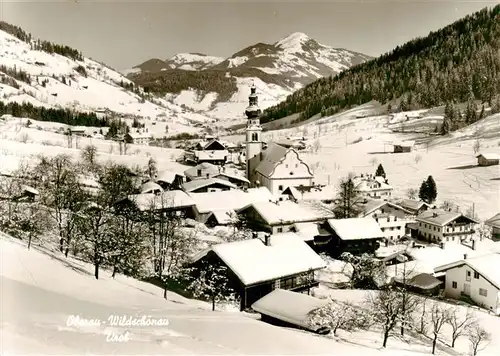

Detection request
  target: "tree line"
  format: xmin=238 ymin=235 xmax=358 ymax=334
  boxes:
xmin=0 ymin=21 xmax=83 ymax=61
xmin=0 ymin=150 xmax=240 ymax=309
xmin=260 ymin=5 xmax=500 ymax=129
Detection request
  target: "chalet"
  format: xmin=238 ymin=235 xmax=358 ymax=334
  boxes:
xmin=125 ymin=190 xmax=195 ymax=217
xmin=195 ymin=139 xmax=226 ymax=151
xmin=415 ymin=209 xmax=479 ymax=244
xmin=321 ymin=218 xmax=384 ymax=257
xmin=352 ymin=174 xmax=393 ymax=199
xmin=189 ymin=187 xmax=274 ymax=224
xmin=194 ymin=150 xmax=229 ymax=165
xmin=70 ymin=126 xmax=87 ymax=136
xmin=95 ymin=108 xmax=112 ymax=119
xmin=125 ymin=132 xmax=151 ymax=145
xmin=485 ymin=213 xmax=500 ymax=241
xmin=434 ymin=253 xmax=500 ymax=315
xmin=249 ymin=143 xmax=314 ymax=195
xmin=357 ymin=199 xmax=414 ymax=242
xmin=398 ymin=199 xmax=431 ymax=216
xmin=181 ymin=177 xmax=237 ymax=193
xmin=213 ymin=171 xmax=250 ymax=189
xmin=237 ymin=200 xmax=335 ymax=235
xmin=476 ymin=153 xmax=500 ymax=166
xmin=184 ymin=163 xmax=220 ymax=182
xmin=155 ymin=170 xmax=184 ymax=190
xmin=191 ymin=232 xmax=326 ymax=311
xmin=251 ymin=289 xmax=330 ymax=334
xmin=205 ymin=210 xmax=237 ymax=227
xmin=393 ymin=141 xmax=414 ymax=153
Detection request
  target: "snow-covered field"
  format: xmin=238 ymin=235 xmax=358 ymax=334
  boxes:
xmin=0 ymin=234 xmax=458 ymax=355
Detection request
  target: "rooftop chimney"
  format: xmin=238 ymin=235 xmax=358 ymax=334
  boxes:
xmin=433 ymin=212 xmax=438 ymax=218
xmin=197 ymin=169 xmax=202 ymax=177
xmin=464 ymin=253 xmax=468 ymax=260
xmin=440 ymin=242 xmax=444 ymax=249
xmin=252 ymin=232 xmax=258 ymax=239
xmin=472 ymin=239 xmax=476 ymax=251
xmin=264 ymin=233 xmax=271 ymax=246
xmin=206 ymin=173 xmax=210 ymax=179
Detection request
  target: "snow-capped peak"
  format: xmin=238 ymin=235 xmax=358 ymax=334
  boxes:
xmin=165 ymin=53 xmax=224 ymax=71
xmin=274 ymin=32 xmax=313 ymax=51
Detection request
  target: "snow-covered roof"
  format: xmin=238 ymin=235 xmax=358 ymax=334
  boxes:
xmin=284 ymin=185 xmax=338 ymax=202
xmin=293 ymin=222 xmax=321 ymax=241
xmin=181 ymin=177 xmax=237 ymax=192
xmin=155 ymin=170 xmax=183 ymax=184
xmin=434 ymin=253 xmax=500 ymax=290
xmin=198 ymin=232 xmax=326 ymax=286
xmin=357 ymin=199 xmax=413 ymax=217
xmin=251 ymin=289 xmax=328 ymax=330
xmin=195 ymin=150 xmax=228 ymax=161
xmin=127 ymin=132 xmax=151 ymax=139
xmin=70 ymin=126 xmax=87 ymax=132
xmin=485 ymin=213 xmax=500 ymax=229
xmin=214 ymin=172 xmax=250 ymax=184
xmin=184 ymin=163 xmax=220 ymax=180
xmin=20 ymin=185 xmax=39 ymax=195
xmin=476 ymin=152 xmax=500 ymax=160
xmin=129 ymin=190 xmax=195 ymax=211
xmin=353 ymin=176 xmax=392 ymax=192
xmin=208 ymin=210 xmax=236 ymax=225
xmin=399 ymin=199 xmax=430 ymax=211
xmin=416 ymin=209 xmax=479 ymax=226
xmin=327 ymin=218 xmax=384 ymax=240
xmin=190 ymin=186 xmax=274 ymax=214
xmin=393 ymin=140 xmax=415 ymax=147
xmin=240 ymin=200 xmax=334 ymax=225
xmin=140 ymin=181 xmax=163 ymax=194
xmin=255 ymin=143 xmax=288 ymax=177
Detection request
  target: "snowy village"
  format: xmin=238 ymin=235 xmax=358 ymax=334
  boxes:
xmin=1 ymin=2 xmax=500 ymax=356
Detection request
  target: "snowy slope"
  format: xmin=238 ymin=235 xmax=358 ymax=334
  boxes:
xmin=0 ymin=29 xmax=210 ymax=131
xmin=128 ymin=32 xmax=372 ymax=122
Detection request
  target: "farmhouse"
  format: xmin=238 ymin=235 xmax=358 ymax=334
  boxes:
xmin=155 ymin=170 xmax=184 ymax=190
xmin=191 ymin=232 xmax=326 ymax=311
xmin=124 ymin=190 xmax=195 ymax=217
xmin=184 ymin=163 xmax=220 ymax=181
xmin=251 ymin=289 xmax=329 ymax=334
xmin=237 ymin=200 xmax=335 ymax=235
xmin=415 ymin=209 xmax=479 ymax=244
xmin=125 ymin=132 xmax=151 ymax=145
xmin=485 ymin=213 xmax=500 ymax=241
xmin=393 ymin=141 xmax=414 ymax=153
xmin=212 ymin=172 xmax=250 ymax=189
xmin=320 ymin=218 xmax=384 ymax=257
xmin=434 ymin=253 xmax=500 ymax=315
xmin=281 ymin=185 xmax=337 ymax=204
xmin=194 ymin=150 xmax=229 ymax=165
xmin=352 ymin=174 xmax=393 ymax=199
xmin=189 ymin=187 xmax=274 ymax=224
xmin=181 ymin=177 xmax=237 ymax=193
xmin=70 ymin=126 xmax=87 ymax=136
xmin=476 ymin=152 xmax=500 ymax=166
xmin=243 ymin=85 xmax=314 ymax=195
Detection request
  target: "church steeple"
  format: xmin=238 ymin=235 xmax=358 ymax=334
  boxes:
xmin=245 ymin=83 xmax=263 ymax=184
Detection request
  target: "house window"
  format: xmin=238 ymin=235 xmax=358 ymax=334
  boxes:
xmin=466 ymin=271 xmax=471 ymax=282
xmin=295 ymin=164 xmax=298 ymax=168
xmin=289 ymin=171 xmax=294 ymax=175
xmin=277 ymin=227 xmax=283 ymax=233
xmin=474 ymin=272 xmax=480 ymax=279
xmin=278 ymin=185 xmax=283 ymax=191
xmin=452 ymin=281 xmax=457 ymax=289
xmin=479 ymin=288 xmax=487 ymax=297
xmin=286 ymin=164 xmax=289 ymax=168
xmin=387 ymin=217 xmax=390 ymax=222
xmin=274 ymin=279 xmax=281 ymax=289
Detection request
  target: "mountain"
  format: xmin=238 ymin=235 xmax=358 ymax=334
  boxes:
xmin=127 ymin=32 xmax=372 ymax=122
xmin=0 ymin=21 xmax=210 ymax=133
xmin=260 ymin=5 xmax=500 ymax=131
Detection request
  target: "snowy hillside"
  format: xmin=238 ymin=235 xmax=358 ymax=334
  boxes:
xmin=0 ymin=28 xmax=210 ymax=131
xmin=128 ymin=32 xmax=372 ymax=122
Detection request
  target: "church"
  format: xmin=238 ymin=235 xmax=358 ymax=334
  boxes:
xmin=244 ymin=84 xmax=315 ymax=196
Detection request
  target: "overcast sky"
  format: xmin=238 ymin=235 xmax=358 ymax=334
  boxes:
xmin=0 ymin=0 xmax=497 ymax=70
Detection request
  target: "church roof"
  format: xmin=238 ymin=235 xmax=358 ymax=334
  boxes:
xmin=255 ymin=143 xmax=288 ymax=177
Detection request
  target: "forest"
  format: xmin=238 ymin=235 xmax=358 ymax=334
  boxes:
xmin=259 ymin=5 xmax=500 ymax=130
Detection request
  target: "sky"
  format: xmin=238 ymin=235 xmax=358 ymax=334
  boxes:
xmin=0 ymin=0 xmax=497 ymax=70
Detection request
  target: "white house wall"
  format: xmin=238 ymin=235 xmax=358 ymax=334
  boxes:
xmin=417 ymin=221 xmax=475 ymax=243
xmin=271 ymin=151 xmax=312 ymax=180
xmin=444 ymin=265 xmax=500 ymax=314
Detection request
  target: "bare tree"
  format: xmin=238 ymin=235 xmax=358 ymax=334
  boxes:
xmin=146 ymin=157 xmax=158 ymax=179
xmin=416 ymin=296 xmax=429 ymax=335
xmin=307 ymin=299 xmax=371 ymax=336
xmin=406 ymin=188 xmax=418 ymax=200
xmin=473 ymin=139 xmax=481 ymax=155
xmin=367 ymin=289 xmax=405 ymax=348
xmin=468 ymin=323 xmax=490 ymax=356
xmin=414 ymin=154 xmax=422 ymax=164
xmin=369 ymin=157 xmax=378 ymax=167
xmin=18 ymin=201 xmax=51 ymax=250
xmin=80 ymin=144 xmax=99 ymax=174
xmin=312 ymin=139 xmax=321 ymax=153
xmin=447 ymin=308 xmax=476 ymax=348
xmin=429 ymin=302 xmax=451 ymax=354
xmin=440 ymin=200 xmax=455 ymax=212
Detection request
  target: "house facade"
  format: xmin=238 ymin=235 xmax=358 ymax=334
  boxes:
xmin=485 ymin=213 xmax=500 ymax=241
xmin=393 ymin=141 xmax=414 ymax=153
xmin=126 ymin=132 xmax=151 ymax=145
xmin=353 ymin=174 xmax=393 ymax=199
xmin=434 ymin=253 xmax=500 ymax=315
xmin=476 ymin=153 xmax=500 ymax=166
xmin=415 ymin=210 xmax=478 ymax=244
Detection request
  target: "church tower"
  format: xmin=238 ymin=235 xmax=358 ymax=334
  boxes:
xmin=245 ymin=83 xmax=263 ymax=183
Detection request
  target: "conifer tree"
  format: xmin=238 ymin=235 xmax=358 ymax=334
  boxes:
xmin=419 ymin=175 xmax=438 ymax=204
xmin=375 ymin=164 xmax=386 ymax=178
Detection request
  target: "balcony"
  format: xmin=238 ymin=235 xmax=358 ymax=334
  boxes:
xmin=443 ymin=230 xmax=475 ymax=237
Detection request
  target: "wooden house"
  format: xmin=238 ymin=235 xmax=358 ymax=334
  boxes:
xmin=476 ymin=153 xmax=500 ymax=166
xmin=393 ymin=141 xmax=414 ymax=153
xmin=125 ymin=132 xmax=151 ymax=145
xmin=195 ymin=139 xmax=226 ymax=151
xmin=190 ymin=232 xmax=326 ymax=311
xmin=319 ymin=218 xmax=384 ymax=257
xmin=213 ymin=171 xmax=250 ymax=189
xmin=155 ymin=170 xmax=184 ymax=190
xmin=194 ymin=150 xmax=229 ymax=165
xmin=184 ymin=163 xmax=220 ymax=182
xmin=124 ymin=190 xmax=195 ymax=218
xmin=398 ymin=199 xmax=431 ymax=216
xmin=485 ymin=213 xmax=500 ymax=241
